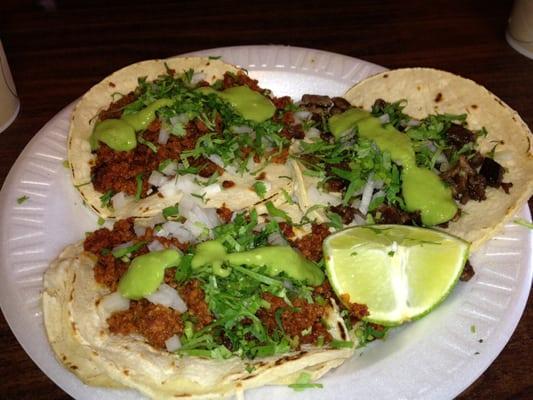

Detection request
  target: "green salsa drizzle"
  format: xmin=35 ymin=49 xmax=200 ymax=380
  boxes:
xmin=328 ymin=110 xmax=457 ymax=225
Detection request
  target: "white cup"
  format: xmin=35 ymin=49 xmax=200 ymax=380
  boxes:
xmin=0 ymin=40 xmax=20 ymax=133
xmin=506 ymin=0 xmax=533 ymax=59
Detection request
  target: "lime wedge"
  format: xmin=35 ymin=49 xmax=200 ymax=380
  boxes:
xmin=324 ymin=225 xmax=470 ymax=326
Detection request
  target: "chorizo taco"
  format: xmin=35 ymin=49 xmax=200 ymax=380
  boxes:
xmin=43 ymin=210 xmax=369 ymax=399
xmin=287 ymin=69 xmax=532 ymax=250
xmin=68 ymin=56 xmax=296 ymax=220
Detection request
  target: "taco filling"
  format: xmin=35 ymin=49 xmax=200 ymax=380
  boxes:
xmin=87 ymin=67 xmax=300 ymax=213
xmin=292 ymin=96 xmax=513 ymax=229
xmin=83 ymin=211 xmax=376 ymax=359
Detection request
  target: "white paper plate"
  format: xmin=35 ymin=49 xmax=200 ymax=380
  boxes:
xmin=0 ymin=45 xmax=531 ymax=400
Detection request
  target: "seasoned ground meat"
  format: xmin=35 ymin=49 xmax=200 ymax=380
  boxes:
xmin=280 ymin=123 xmax=305 ymax=140
xmin=340 ymin=294 xmax=369 ymax=324
xmin=440 ymin=156 xmax=487 ymax=204
xmin=270 ymin=148 xmax=289 ymax=164
xmin=279 ymin=222 xmax=295 ymax=239
xmin=223 ymin=71 xmax=262 ymax=93
xmin=313 ymin=281 xmax=335 ymax=301
xmin=178 ymin=280 xmax=213 ymax=329
xmin=445 ymin=124 xmax=476 ymax=149
xmin=84 ymin=218 xmax=136 ymax=255
xmin=257 ymin=293 xmax=332 ymax=346
xmin=98 ymin=92 xmax=137 ymax=121
xmin=190 ymin=157 xmax=224 ymax=178
xmin=374 ymin=204 xmax=421 ymax=226
xmin=93 ymin=254 xmax=130 ymax=291
xmin=164 ymin=267 xmax=178 ymax=289
xmin=107 ymin=299 xmax=183 ymax=349
xmin=216 ymin=205 xmax=233 ymax=223
xmin=84 ymin=218 xmax=149 ymax=290
xmin=291 ymin=223 xmax=330 ymax=262
xmin=272 ymin=96 xmax=293 ymax=110
xmin=92 ymin=118 xmax=207 ymax=198
xmin=329 ymin=204 xmax=359 ymax=224
xmin=460 ymin=260 xmax=475 ymax=282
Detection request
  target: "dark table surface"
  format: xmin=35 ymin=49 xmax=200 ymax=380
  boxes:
xmin=1 ymin=0 xmax=532 ymax=399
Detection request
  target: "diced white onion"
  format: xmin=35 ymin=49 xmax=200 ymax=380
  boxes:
xmin=190 ymin=72 xmax=206 ymax=86
xmin=170 ymin=114 xmax=189 ymax=125
xmin=307 ymin=185 xmax=342 ymax=206
xmin=359 ymin=178 xmax=375 ymax=216
xmin=158 ymin=128 xmax=170 ymax=145
xmin=231 ymin=125 xmax=254 ymax=134
xmin=146 ymin=283 xmax=188 ymax=312
xmin=100 ymin=292 xmax=130 ymax=314
xmin=161 ymin=161 xmax=178 ymax=176
xmin=378 ymin=114 xmax=390 ymax=124
xmin=305 ymin=127 xmax=321 ymax=140
xmin=165 ymin=335 xmax=182 ymax=352
xmin=208 ymin=154 xmax=225 ymax=168
xmin=373 ymin=180 xmax=384 ymax=190
xmin=268 ymin=232 xmax=288 ymax=246
xmin=203 ymin=183 xmax=222 ymax=197
xmin=294 ymin=110 xmax=312 ymax=121
xmin=111 ymin=192 xmax=133 ymax=210
xmin=133 ymin=224 xmax=146 ymax=237
xmin=111 ymin=240 xmax=134 ymax=254
xmin=179 ymin=195 xmax=219 ymax=237
xmin=148 ymin=170 xmax=169 ymax=188
xmin=174 ymin=174 xmax=199 ymax=194
xmin=147 ymin=240 xmax=165 ymax=252
xmin=406 ymin=119 xmax=420 ymax=127
xmin=160 ymin=221 xmax=196 ymax=243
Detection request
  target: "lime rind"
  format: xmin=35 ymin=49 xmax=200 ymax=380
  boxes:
xmin=324 ymin=225 xmax=470 ymax=326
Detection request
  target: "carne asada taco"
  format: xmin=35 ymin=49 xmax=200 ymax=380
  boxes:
xmin=43 ymin=210 xmax=370 ymax=398
xmin=68 ymin=57 xmax=295 ymax=219
xmin=287 ymin=69 xmax=532 ymax=250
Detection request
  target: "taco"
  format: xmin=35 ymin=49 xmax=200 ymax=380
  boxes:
xmin=68 ymin=56 xmax=296 ymax=220
xmin=43 ymin=211 xmax=369 ymax=399
xmin=287 ymin=70 xmax=532 ymax=250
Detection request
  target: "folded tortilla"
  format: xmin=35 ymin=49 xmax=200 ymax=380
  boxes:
xmin=68 ymin=56 xmax=293 ymax=220
xmin=42 ymin=243 xmax=354 ymax=399
xmin=343 ymin=68 xmax=533 ymax=250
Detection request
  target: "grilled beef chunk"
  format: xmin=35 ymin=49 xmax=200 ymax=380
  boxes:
xmin=440 ymin=156 xmax=487 ymax=204
xmin=301 ymin=94 xmax=334 ymax=108
xmin=479 ymin=157 xmax=504 ymax=187
xmin=446 ymin=124 xmax=476 ymax=149
xmin=460 ymin=260 xmax=475 ymax=282
xmin=374 ymin=204 xmax=421 ymax=226
xmin=329 ymin=204 xmax=360 ymax=224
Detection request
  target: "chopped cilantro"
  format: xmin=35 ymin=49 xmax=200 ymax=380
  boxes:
xmin=326 ymin=211 xmax=343 ymax=230
xmin=162 ymin=204 xmax=180 ymax=219
xmin=99 ymin=190 xmax=114 ymax=208
xmin=16 ymin=195 xmax=29 ymax=204
xmin=288 ymin=372 xmax=323 ymax=392
xmin=330 ymin=339 xmax=354 ymax=349
xmin=252 ymin=181 xmax=267 ymax=199
xmin=138 ymin=134 xmax=158 ymax=153
xmin=208 ymin=55 xmax=222 ymax=60
xmin=514 ymin=218 xmax=533 ymax=229
xmin=265 ymin=201 xmax=292 ymax=223
xmin=470 ymin=324 xmax=476 ymax=334
xmin=97 ymin=217 xmax=105 ymax=226
xmin=62 ymin=160 xmax=70 ymax=169
xmin=112 ymin=241 xmax=146 ymax=258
